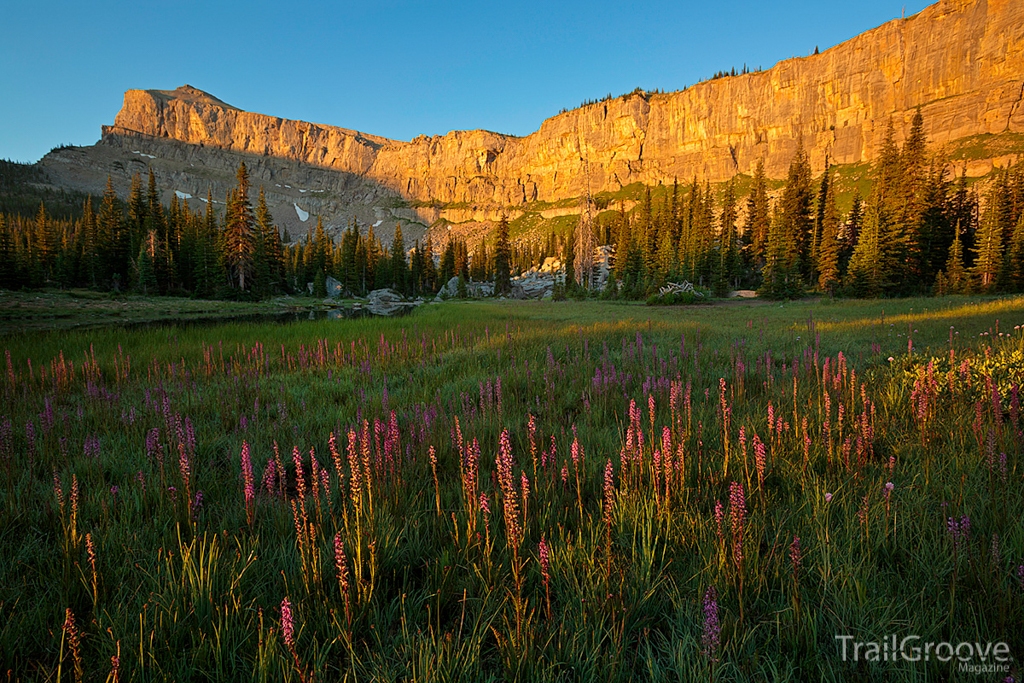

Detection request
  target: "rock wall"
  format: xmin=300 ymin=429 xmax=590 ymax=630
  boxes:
xmin=97 ymin=0 xmax=1024 ymax=210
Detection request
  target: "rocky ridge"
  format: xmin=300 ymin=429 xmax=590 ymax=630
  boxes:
xmin=37 ymin=0 xmax=1024 ymax=242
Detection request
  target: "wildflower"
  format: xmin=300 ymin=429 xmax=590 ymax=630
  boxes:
xmin=947 ymin=515 xmax=971 ymax=551
xmin=538 ymin=536 xmax=551 ymax=586
xmin=280 ymin=597 xmax=295 ymax=649
xmin=62 ymin=608 xmax=83 ymax=679
xmin=790 ymin=535 xmax=802 ymax=577
xmin=145 ymin=428 xmax=161 ymax=463
xmin=495 ymin=428 xmax=523 ymax=550
xmin=753 ymin=434 xmax=766 ymax=488
xmin=603 ymin=460 xmax=615 ymax=527
xmin=191 ymin=491 xmax=204 ymax=520
xmin=714 ymin=500 xmax=725 ymax=544
xmin=824 ymin=492 xmax=833 ymax=503
xmin=241 ymin=441 xmax=255 ymax=518
xmin=701 ymin=586 xmax=720 ymax=663
xmin=729 ymin=481 xmax=746 ymax=566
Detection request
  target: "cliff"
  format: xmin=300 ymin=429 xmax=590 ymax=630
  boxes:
xmin=100 ymin=0 xmax=1024 ymax=209
xmin=34 ymin=0 xmax=1024 ymax=243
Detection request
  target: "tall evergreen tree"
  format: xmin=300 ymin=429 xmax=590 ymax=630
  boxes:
xmin=224 ymin=163 xmax=256 ymax=292
xmin=744 ymin=159 xmax=771 ymax=270
xmin=98 ymin=177 xmax=127 ymax=289
xmin=390 ymin=224 xmax=407 ymax=294
xmin=563 ymin=225 xmax=576 ymax=290
xmin=846 ymin=201 xmax=886 ymax=297
xmin=816 ymin=168 xmax=841 ymax=293
xmin=0 ymin=214 xmax=15 ymax=288
xmin=1008 ymin=212 xmax=1024 ymax=292
xmin=972 ymin=177 xmax=1007 ymax=291
xmin=493 ymin=217 xmax=512 ymax=296
xmin=715 ymin=179 xmax=738 ymax=296
xmin=778 ymin=141 xmax=814 ymax=283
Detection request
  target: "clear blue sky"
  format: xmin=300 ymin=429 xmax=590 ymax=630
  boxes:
xmin=1 ymin=0 xmax=932 ymax=163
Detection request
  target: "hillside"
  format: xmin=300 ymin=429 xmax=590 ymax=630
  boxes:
xmin=33 ymin=0 xmax=1024 ymax=243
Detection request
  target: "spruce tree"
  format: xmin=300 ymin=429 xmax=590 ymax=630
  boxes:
xmin=34 ymin=203 xmax=56 ymax=282
xmin=224 ymin=163 xmax=256 ymax=292
xmin=423 ymin=237 xmax=438 ymax=292
xmin=1008 ymin=212 xmax=1024 ymax=292
xmin=0 ymin=214 xmax=15 ymax=289
xmin=816 ymin=168 xmax=841 ymax=293
xmin=972 ymin=179 xmax=1006 ymax=291
xmin=97 ymin=178 xmax=127 ymax=289
xmin=390 ymin=224 xmax=407 ymax=294
xmin=934 ymin=222 xmax=968 ymax=295
xmin=715 ymin=179 xmax=738 ymax=297
xmin=744 ymin=159 xmax=770 ymax=270
xmin=760 ymin=206 xmax=800 ymax=299
xmin=899 ymin=109 xmax=929 ymax=283
xmin=494 ymin=217 xmax=512 ymax=296
xmin=846 ymin=201 xmax=885 ymax=297
xmin=563 ymin=225 xmax=576 ymax=290
xmin=778 ymin=142 xmax=814 ymax=284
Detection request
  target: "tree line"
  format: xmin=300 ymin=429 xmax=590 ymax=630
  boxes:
xmin=2 ymin=110 xmax=1022 ymax=300
xmin=590 ymin=110 xmax=1024 ymax=299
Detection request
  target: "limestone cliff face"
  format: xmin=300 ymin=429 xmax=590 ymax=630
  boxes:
xmin=99 ymin=0 xmax=1024 ymax=210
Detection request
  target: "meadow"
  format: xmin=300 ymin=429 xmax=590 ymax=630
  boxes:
xmin=1 ymin=296 xmax=1022 ymax=681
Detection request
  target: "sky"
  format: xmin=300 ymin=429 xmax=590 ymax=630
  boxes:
xmin=1 ymin=0 xmax=933 ymax=163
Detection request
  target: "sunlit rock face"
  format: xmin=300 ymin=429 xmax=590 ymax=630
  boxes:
xmin=39 ymin=0 xmax=1024 ymax=238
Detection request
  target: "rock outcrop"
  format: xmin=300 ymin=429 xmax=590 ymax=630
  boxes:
xmin=37 ymin=0 xmax=1024 ymax=235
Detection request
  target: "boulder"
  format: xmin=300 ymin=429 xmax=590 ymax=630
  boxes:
xmin=367 ymin=288 xmax=420 ymax=316
xmin=326 ymin=275 xmax=343 ymax=298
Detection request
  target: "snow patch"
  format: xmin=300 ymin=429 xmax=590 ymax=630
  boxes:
xmin=284 ymin=185 xmax=292 ymax=189
xmin=294 ymin=204 xmax=309 ymax=222
xmin=372 ymin=220 xmax=383 ymax=228
xmin=174 ymin=190 xmax=192 ymax=200
xmin=299 ymin=189 xmax=307 ymax=193
xmin=131 ymin=150 xmax=156 ymax=159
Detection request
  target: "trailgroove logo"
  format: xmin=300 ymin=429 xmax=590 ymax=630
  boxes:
xmin=835 ymin=635 xmax=1012 ymax=674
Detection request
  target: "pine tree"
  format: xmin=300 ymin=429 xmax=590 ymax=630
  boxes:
xmin=98 ymin=178 xmax=128 ymax=289
xmin=0 ymin=214 xmax=15 ymax=288
xmin=899 ymin=109 xmax=930 ymax=284
xmin=34 ymin=203 xmax=56 ymax=282
xmin=127 ymin=173 xmax=147 ymax=259
xmin=494 ymin=217 xmax=512 ymax=296
xmin=439 ymin=239 xmax=456 ymax=286
xmin=934 ymin=222 xmax=968 ymax=295
xmin=972 ymin=178 xmax=1007 ymax=291
xmin=195 ymin=189 xmax=220 ymax=297
xmin=1008 ymin=212 xmax=1024 ymax=292
xmin=846 ymin=201 xmax=885 ymax=297
xmin=422 ymin=237 xmax=438 ymax=293
xmin=563 ymin=225 xmax=576 ymax=290
xmin=760 ymin=206 xmax=800 ymax=299
xmin=779 ymin=142 xmax=814 ymax=283
xmin=390 ymin=224 xmax=407 ymax=294
xmin=744 ymin=159 xmax=771 ymax=270
xmin=135 ymin=232 xmax=159 ymax=295
xmin=816 ymin=168 xmax=841 ymax=293
xmin=715 ymin=179 xmax=738 ymax=296
xmin=915 ymin=165 xmax=953 ymax=286
xmin=224 ymin=163 xmax=256 ymax=292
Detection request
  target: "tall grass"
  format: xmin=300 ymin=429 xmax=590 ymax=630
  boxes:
xmin=0 ymin=296 xmax=1022 ymax=681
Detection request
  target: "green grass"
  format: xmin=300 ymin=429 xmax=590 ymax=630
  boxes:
xmin=1 ymin=295 xmax=1022 ymax=681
